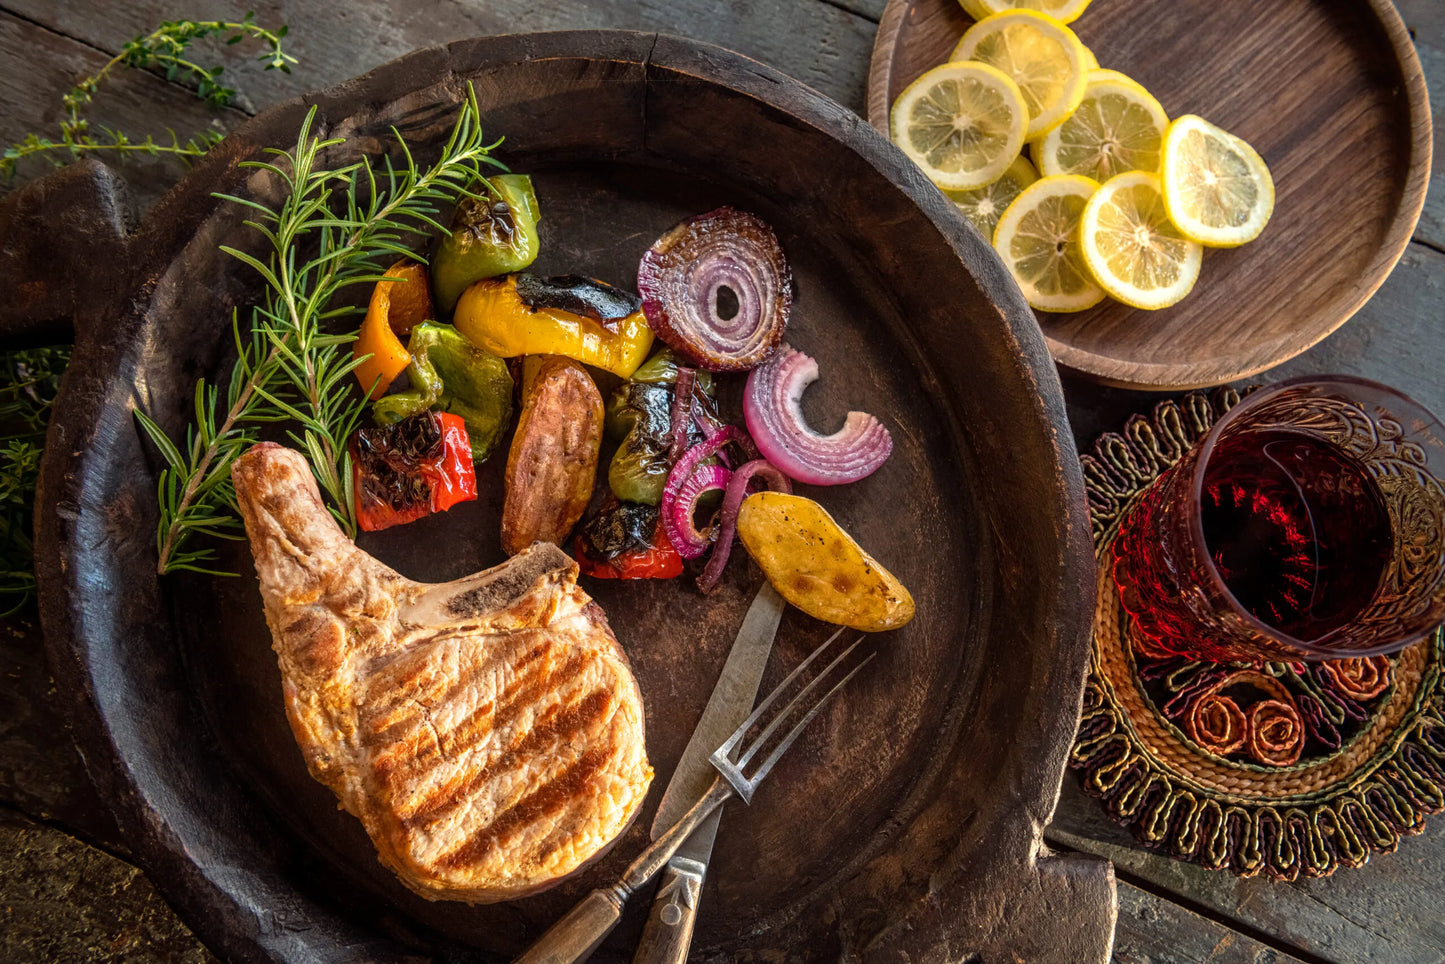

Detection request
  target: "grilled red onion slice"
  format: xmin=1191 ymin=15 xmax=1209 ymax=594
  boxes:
xmin=744 ymin=346 xmax=893 ymax=485
xmin=637 ymin=207 xmax=791 ymax=372
xmin=660 ymin=426 xmax=751 ymax=558
xmin=697 ymin=459 xmax=792 ymax=593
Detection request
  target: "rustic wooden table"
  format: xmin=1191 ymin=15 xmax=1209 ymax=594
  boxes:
xmin=0 ymin=1 xmax=1439 ymax=961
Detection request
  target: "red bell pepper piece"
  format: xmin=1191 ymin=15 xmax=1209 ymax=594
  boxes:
xmin=351 ymin=411 xmax=477 ymax=531
xmin=574 ymin=525 xmax=683 ymax=579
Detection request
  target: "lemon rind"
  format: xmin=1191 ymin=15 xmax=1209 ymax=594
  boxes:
xmin=1080 ymin=170 xmax=1203 ymax=310
xmin=993 ymin=173 xmax=1107 ymax=313
xmin=1160 ymin=114 xmax=1275 ymax=248
xmin=951 ymin=9 xmax=1090 ymax=140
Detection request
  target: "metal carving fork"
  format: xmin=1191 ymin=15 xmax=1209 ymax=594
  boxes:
xmin=514 ymin=628 xmax=872 ymax=964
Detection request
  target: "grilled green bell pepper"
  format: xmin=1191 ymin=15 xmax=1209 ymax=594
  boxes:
xmin=372 ymin=322 xmax=513 ymax=462
xmin=432 ymin=174 xmax=541 ymax=316
xmin=604 ymin=349 xmax=717 ymax=504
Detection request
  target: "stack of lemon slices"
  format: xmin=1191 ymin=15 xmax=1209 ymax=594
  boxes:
xmin=889 ymin=0 xmax=1274 ymax=313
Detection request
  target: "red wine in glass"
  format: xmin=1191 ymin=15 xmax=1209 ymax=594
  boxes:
xmin=1200 ymin=429 xmax=1392 ymax=641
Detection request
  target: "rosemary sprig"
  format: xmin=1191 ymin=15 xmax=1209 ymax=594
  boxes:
xmin=137 ymin=86 xmax=504 ymax=575
xmin=2 ymin=12 xmax=295 ymax=181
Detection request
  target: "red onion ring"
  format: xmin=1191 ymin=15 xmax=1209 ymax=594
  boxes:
xmin=697 ymin=459 xmax=792 ymax=593
xmin=637 ymin=207 xmax=791 ymax=372
xmin=667 ymin=367 xmax=696 ymax=463
xmin=660 ymin=426 xmax=750 ymax=558
xmin=662 ymin=463 xmax=732 ymax=560
xmin=744 ymin=345 xmax=893 ymax=485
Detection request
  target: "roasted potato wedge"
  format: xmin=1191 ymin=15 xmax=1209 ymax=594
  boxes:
xmin=736 ymin=491 xmax=914 ymax=632
xmin=501 ymin=356 xmax=603 ymax=555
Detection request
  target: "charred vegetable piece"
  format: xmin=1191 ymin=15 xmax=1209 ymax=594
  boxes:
xmin=637 ymin=206 xmax=791 ymax=372
xmin=604 ymin=349 xmax=718 ymax=505
xmin=350 ymin=411 xmax=476 ymax=532
xmin=372 ymin=322 xmax=513 ymax=462
xmin=515 ymin=274 xmax=641 ymax=327
xmin=454 ymin=274 xmax=654 ymax=379
xmin=579 ymin=499 xmax=661 ymax=558
xmin=432 ymin=174 xmax=541 ymax=315
xmin=575 ymin=525 xmax=683 ymax=580
xmin=500 ymin=356 xmax=604 ymax=555
xmin=736 ymin=491 xmax=914 ymax=631
xmin=353 ymin=258 xmax=434 ymax=399
xmin=575 ymin=501 xmax=682 ymax=579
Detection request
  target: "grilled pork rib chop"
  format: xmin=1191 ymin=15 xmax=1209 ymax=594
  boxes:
xmin=232 ymin=442 xmax=652 ymax=903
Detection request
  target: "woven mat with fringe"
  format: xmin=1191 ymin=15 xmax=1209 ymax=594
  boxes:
xmin=1069 ymin=389 xmax=1445 ymax=880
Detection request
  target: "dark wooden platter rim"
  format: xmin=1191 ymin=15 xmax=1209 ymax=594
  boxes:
xmin=867 ymin=0 xmax=1433 ymax=391
xmin=17 ymin=31 xmax=1112 ymax=963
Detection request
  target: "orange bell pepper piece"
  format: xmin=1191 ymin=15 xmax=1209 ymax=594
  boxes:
xmin=353 ymin=259 xmax=434 ymax=399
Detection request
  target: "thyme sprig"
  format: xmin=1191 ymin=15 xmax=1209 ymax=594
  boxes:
xmin=136 ymin=86 xmax=503 ymax=575
xmin=2 ymin=12 xmax=295 ymax=181
xmin=1 ymin=347 xmax=71 ymax=614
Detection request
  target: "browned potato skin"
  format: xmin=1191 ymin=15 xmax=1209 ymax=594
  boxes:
xmin=736 ymin=491 xmax=915 ymax=632
xmin=500 ymin=356 xmax=603 ymax=556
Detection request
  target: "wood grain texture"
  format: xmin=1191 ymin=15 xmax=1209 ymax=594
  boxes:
xmin=0 ymin=9 xmax=248 ymax=214
xmin=1396 ymin=0 xmax=1444 ymax=251
xmin=1 ymin=0 xmax=879 ymax=141
xmin=1052 ymin=777 xmax=1445 ymax=964
xmin=1112 ymin=881 xmax=1310 ymax=964
xmin=868 ymin=0 xmax=1433 ymax=390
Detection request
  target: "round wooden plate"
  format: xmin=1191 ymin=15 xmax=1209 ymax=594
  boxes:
xmin=18 ymin=32 xmax=1113 ymax=964
xmin=867 ymin=0 xmax=1432 ymax=390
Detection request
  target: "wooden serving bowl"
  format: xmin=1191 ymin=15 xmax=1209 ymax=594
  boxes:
xmin=9 ymin=32 xmax=1111 ymax=962
xmin=868 ymin=0 xmax=1432 ymax=390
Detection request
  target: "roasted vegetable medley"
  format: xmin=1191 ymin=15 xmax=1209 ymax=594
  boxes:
xmin=349 ymin=175 xmax=912 ymax=629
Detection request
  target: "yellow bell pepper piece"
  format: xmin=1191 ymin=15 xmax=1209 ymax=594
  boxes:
xmin=453 ymin=276 xmax=654 ymax=379
xmin=353 ymin=259 xmax=433 ymax=399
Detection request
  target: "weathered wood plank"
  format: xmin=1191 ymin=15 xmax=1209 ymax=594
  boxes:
xmin=1051 ymin=778 xmax=1445 ymax=964
xmin=1113 ymin=880 xmax=1311 ymax=964
xmin=1396 ymin=0 xmax=1443 ymax=250
xmin=0 ymin=9 xmax=247 ymax=212
xmin=1 ymin=0 xmax=880 ymax=121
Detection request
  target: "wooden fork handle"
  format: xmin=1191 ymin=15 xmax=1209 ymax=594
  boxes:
xmin=512 ymin=887 xmax=625 ymax=964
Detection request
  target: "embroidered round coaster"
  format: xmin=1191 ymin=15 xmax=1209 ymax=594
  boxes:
xmin=1070 ymin=389 xmax=1445 ymax=880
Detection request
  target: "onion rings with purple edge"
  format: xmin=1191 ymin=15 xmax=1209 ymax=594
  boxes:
xmin=637 ymin=206 xmax=791 ymax=372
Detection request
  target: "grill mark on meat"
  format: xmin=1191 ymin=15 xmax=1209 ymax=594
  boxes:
xmin=400 ymin=687 xmax=613 ymax=833
xmin=436 ymin=743 xmax=613 ymax=872
xmin=391 ymin=650 xmax=596 ymax=826
xmin=369 ymin=637 xmax=562 ymax=785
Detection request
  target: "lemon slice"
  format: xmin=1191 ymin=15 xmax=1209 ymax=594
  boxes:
xmin=951 ymin=10 xmax=1089 ymax=139
xmin=890 ymin=61 xmax=1028 ymax=191
xmin=944 ymin=154 xmax=1039 ymax=238
xmin=1035 ymin=69 xmax=1169 ymax=182
xmin=993 ymin=173 xmax=1105 ymax=312
xmin=1160 ymin=114 xmax=1274 ymax=247
xmin=959 ymin=0 xmax=1093 ymax=24
xmin=1080 ymin=170 xmax=1203 ymax=309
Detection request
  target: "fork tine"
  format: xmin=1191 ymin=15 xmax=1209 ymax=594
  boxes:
xmin=712 ymin=626 xmax=849 ymax=766
xmin=731 ymin=634 xmax=864 ymax=774
xmin=745 ymin=649 xmax=874 ymax=789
